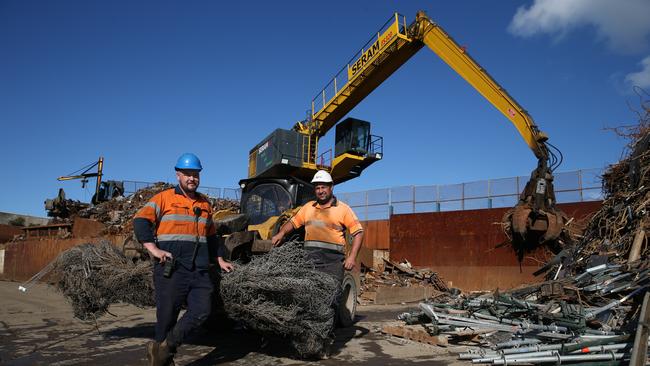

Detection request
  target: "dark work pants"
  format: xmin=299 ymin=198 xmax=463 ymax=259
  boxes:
xmin=304 ymin=247 xmax=345 ymax=282
xmin=304 ymin=247 xmax=345 ymax=308
xmin=153 ymin=263 xmax=213 ymax=346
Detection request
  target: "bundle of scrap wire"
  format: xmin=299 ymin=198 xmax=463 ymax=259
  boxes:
xmin=563 ymin=93 xmax=650 ymax=275
xmin=49 ymin=239 xmax=340 ymax=357
xmin=219 ymin=241 xmax=340 ymax=358
xmin=51 ymin=240 xmax=154 ymax=320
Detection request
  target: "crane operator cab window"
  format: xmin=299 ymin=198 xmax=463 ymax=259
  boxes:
xmin=335 ymin=117 xmax=371 ymax=157
xmin=241 ymin=183 xmax=292 ymax=225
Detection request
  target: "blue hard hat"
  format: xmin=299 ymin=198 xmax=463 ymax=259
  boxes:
xmin=175 ymin=153 xmax=203 ymax=171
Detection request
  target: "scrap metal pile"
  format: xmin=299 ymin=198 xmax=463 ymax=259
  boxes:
xmin=76 ymin=182 xmax=174 ymax=234
xmin=360 ymin=259 xmax=448 ymax=303
xmin=397 ymin=270 xmax=647 ymax=364
xmin=47 ymin=240 xmax=338 ymax=358
xmin=43 ymin=183 xmax=240 ymax=236
xmin=558 ymin=126 xmax=650 ymax=276
xmin=391 ymin=105 xmax=650 ymax=364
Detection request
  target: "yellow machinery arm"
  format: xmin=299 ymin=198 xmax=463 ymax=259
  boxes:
xmin=296 ymin=11 xmax=567 ymax=252
xmin=299 ymin=11 xmax=550 ymax=164
xmin=57 ymin=157 xmax=104 ymax=199
xmin=413 ymin=11 xmax=550 ymax=161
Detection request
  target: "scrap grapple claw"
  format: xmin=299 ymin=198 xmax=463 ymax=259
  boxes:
xmin=506 ymin=163 xmax=570 ymax=260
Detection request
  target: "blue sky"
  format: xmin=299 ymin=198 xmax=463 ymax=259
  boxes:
xmin=1 ymin=0 xmax=649 ymax=217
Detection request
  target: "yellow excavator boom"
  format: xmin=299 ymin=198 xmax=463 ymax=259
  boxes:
xmin=301 ymin=12 xmax=549 ymax=164
xmin=295 ymin=11 xmax=566 ymax=251
xmin=413 ymin=12 xmax=548 ymax=160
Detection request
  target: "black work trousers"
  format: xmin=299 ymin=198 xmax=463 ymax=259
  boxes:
xmin=153 ymin=263 xmax=213 ymax=346
xmin=304 ymin=247 xmax=345 ymax=283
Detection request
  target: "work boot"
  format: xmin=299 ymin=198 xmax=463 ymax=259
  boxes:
xmin=160 ymin=340 xmax=175 ymax=366
xmin=145 ymin=340 xmax=174 ymax=366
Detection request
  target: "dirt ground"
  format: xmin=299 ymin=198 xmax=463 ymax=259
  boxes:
xmin=0 ymin=281 xmax=467 ymax=366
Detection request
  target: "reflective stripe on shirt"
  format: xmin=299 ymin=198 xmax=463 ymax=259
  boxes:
xmin=157 ymin=234 xmax=207 ymax=243
xmin=304 ymin=240 xmax=345 ymax=253
xmin=160 ymin=214 xmax=209 ymax=225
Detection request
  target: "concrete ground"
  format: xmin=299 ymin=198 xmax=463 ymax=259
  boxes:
xmin=0 ymin=281 xmax=466 ymax=366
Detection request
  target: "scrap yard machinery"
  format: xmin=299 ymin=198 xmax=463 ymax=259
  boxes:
xmin=222 ymin=10 xmax=566 ymax=256
xmin=216 ymin=11 xmax=568 ymax=325
xmin=45 ymin=157 xmax=124 ymax=217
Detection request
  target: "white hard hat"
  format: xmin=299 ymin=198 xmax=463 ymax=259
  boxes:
xmin=311 ymin=170 xmax=333 ymax=184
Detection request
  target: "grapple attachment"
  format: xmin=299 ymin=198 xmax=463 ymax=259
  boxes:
xmin=506 ymin=164 xmax=570 ymax=261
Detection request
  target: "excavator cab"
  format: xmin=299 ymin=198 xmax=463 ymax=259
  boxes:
xmin=335 ymin=118 xmax=372 ymax=157
xmin=92 ymin=180 xmax=124 ymax=204
xmin=216 ymin=177 xmax=314 ymax=261
xmin=240 ymin=177 xmax=314 ymax=227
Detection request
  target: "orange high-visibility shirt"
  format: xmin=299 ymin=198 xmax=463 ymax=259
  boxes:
xmin=134 ymin=186 xmax=216 ymax=269
xmin=290 ymin=197 xmax=363 ymax=246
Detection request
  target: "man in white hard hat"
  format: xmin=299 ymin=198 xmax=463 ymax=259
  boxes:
xmin=271 ymin=170 xmax=364 ymax=283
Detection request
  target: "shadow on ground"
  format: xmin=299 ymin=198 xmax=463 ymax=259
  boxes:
xmin=102 ymin=318 xmax=365 ymax=363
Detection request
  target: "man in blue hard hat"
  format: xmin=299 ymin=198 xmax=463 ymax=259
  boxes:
xmin=134 ymin=153 xmax=234 ymax=366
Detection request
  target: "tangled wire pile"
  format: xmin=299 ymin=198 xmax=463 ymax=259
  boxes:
xmin=51 ymin=240 xmax=340 ymax=358
xmin=393 ymin=94 xmax=650 ymax=364
xmin=220 ymin=241 xmax=340 ymax=358
xmin=51 ymin=240 xmax=154 ymax=320
xmin=561 ymin=93 xmax=650 ymax=275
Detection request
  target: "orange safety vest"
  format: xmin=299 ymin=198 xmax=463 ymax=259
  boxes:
xmin=290 ymin=196 xmax=363 ymax=250
xmin=134 ymin=186 xmax=216 ymax=269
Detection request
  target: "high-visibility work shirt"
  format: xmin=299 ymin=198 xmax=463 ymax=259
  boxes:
xmin=290 ymin=196 xmax=363 ymax=247
xmin=133 ymin=186 xmax=218 ymax=270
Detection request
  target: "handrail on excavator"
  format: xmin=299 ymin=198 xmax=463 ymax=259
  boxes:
xmin=306 ymin=13 xmax=410 ymax=128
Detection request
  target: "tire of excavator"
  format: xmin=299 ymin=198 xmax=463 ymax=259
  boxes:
xmin=337 ymin=272 xmax=357 ymax=328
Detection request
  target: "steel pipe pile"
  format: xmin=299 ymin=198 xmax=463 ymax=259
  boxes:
xmin=392 ymin=103 xmax=650 ymax=364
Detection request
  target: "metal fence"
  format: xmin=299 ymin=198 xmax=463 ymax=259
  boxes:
xmin=338 ymin=168 xmax=604 ymax=221
xmin=122 ymin=168 xmax=605 ymax=220
xmin=122 ymin=180 xmax=241 ymax=201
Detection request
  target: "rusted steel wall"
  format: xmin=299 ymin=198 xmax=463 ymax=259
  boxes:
xmin=71 ymin=217 xmax=106 ymax=238
xmin=0 ymin=224 xmax=22 ymax=243
xmin=389 ymin=201 xmax=602 ymax=291
xmin=0 ymin=236 xmax=126 ymax=282
xmin=361 ymin=220 xmax=390 ymax=250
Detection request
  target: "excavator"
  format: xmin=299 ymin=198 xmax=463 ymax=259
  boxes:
xmin=45 ymin=157 xmax=125 ymax=217
xmin=215 ymin=11 xmax=568 ymax=325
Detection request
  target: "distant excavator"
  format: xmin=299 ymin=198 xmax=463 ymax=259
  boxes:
xmin=45 ymin=157 xmax=124 ymax=217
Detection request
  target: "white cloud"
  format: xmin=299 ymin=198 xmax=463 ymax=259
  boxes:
xmin=508 ymin=0 xmax=650 ymax=54
xmin=625 ymin=56 xmax=650 ymax=89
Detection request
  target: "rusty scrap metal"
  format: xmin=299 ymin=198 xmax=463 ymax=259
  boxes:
xmin=359 ymin=258 xmax=449 ymax=303
xmin=393 ymin=99 xmax=650 ymax=365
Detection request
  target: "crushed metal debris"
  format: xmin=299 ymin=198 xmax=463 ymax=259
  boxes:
xmin=390 ymin=101 xmax=650 ymax=364
xmin=16 ymin=183 xmax=240 ymax=241
xmin=360 ymin=258 xmax=448 ymax=304
xmin=76 ymin=183 xmax=239 ymax=235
